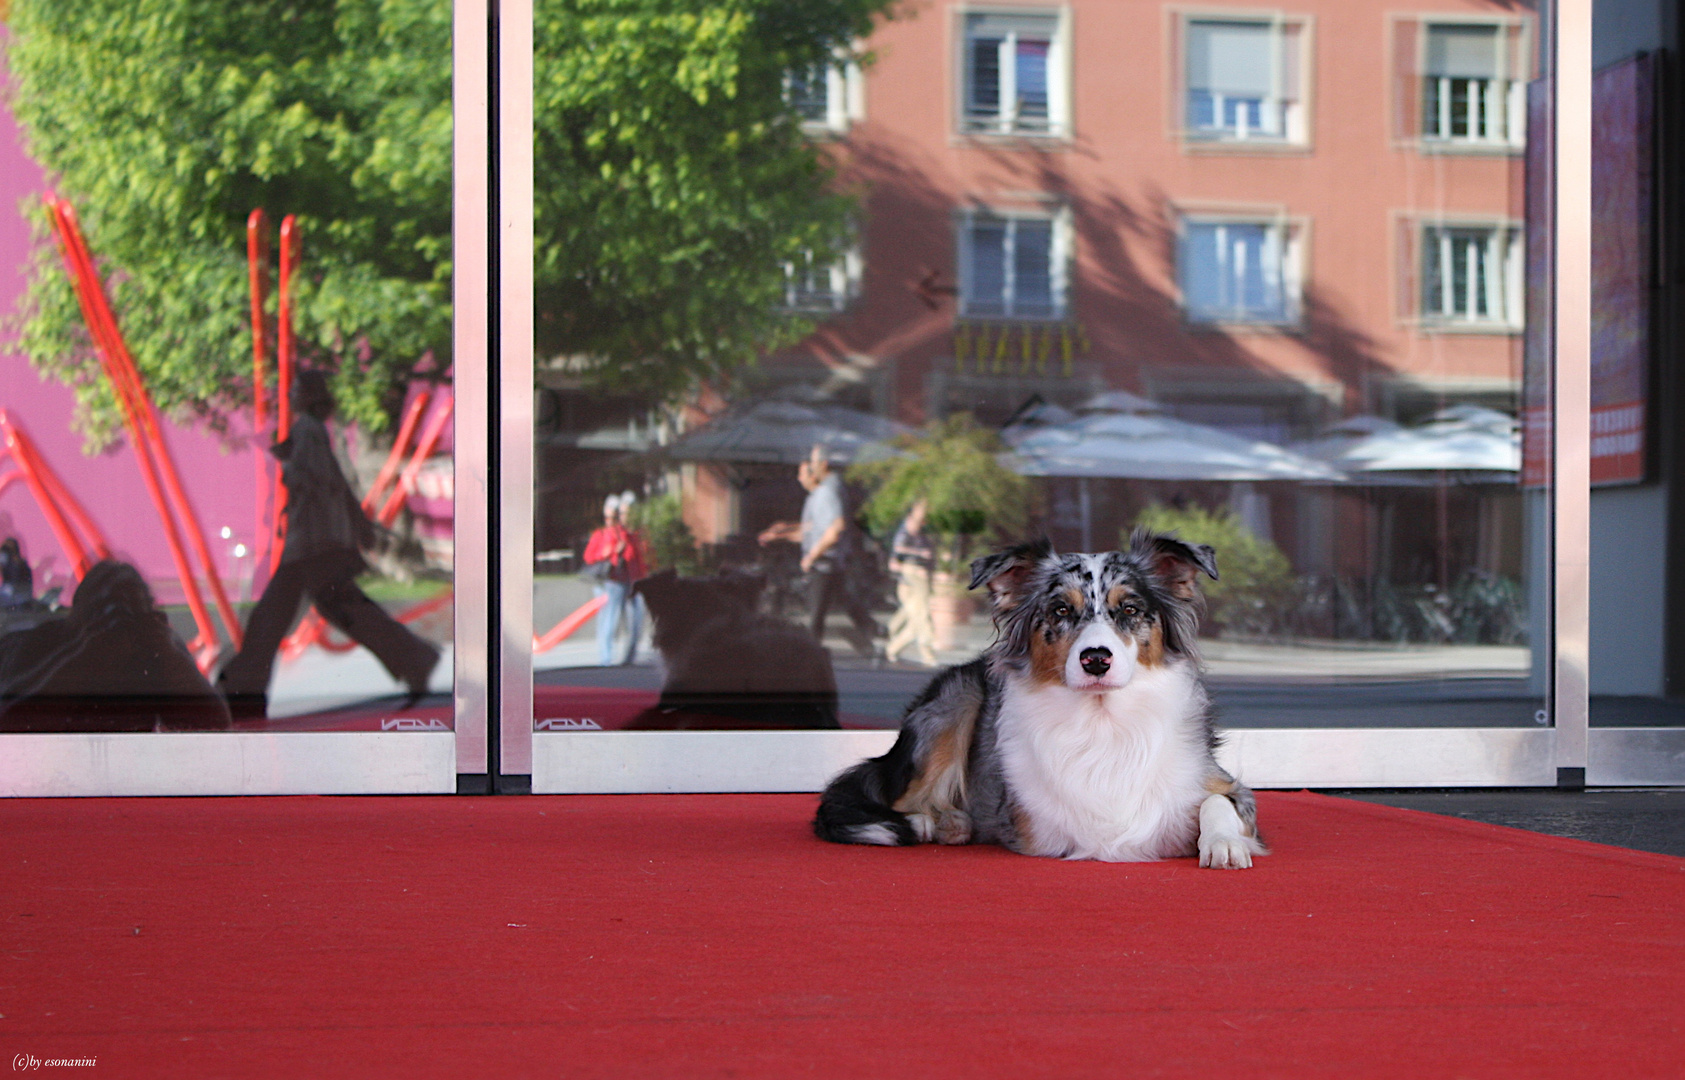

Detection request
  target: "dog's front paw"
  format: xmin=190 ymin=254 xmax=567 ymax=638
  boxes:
xmin=1198 ymin=834 xmax=1255 ymax=869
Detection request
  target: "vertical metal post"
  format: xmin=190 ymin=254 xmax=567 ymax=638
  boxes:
xmin=497 ymin=0 xmax=536 ymax=781
xmin=1551 ymin=0 xmax=1591 ymax=788
xmin=453 ymin=0 xmax=493 ymax=779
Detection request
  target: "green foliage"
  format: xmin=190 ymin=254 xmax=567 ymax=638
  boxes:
xmin=8 ymin=0 xmax=453 ymax=446
xmin=850 ymin=414 xmax=1034 ymax=571
xmin=6 ymin=0 xmax=890 ymax=448
xmin=534 ymin=0 xmax=885 ymax=397
xmin=624 ymin=491 xmax=703 ymax=576
xmin=1130 ymin=503 xmax=1295 ymax=636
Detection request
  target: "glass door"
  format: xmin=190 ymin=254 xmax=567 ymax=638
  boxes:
xmin=0 ymin=0 xmax=468 ymax=795
xmin=501 ymin=0 xmax=1665 ymax=793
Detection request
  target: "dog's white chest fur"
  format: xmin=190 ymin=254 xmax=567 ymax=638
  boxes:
xmin=996 ymin=660 xmax=1211 ymax=861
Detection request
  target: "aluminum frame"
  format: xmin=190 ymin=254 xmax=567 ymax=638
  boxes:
xmin=496 ymin=0 xmax=536 ymax=779
xmin=454 ymin=0 xmax=493 ymax=776
xmin=0 ymin=733 xmax=454 ymax=797
xmin=1550 ymin=0 xmax=1591 ymax=781
xmin=534 ymin=728 xmax=1685 ymax=793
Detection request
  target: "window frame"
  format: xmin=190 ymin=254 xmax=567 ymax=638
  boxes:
xmin=956 ymin=205 xmax=1072 ymax=321
xmin=1174 ymin=210 xmax=1306 ymax=328
xmin=786 ymin=52 xmax=866 ymax=137
xmin=1391 ymin=13 xmax=1532 ymax=154
xmin=782 ymin=241 xmax=864 ymax=314
xmin=1171 ymin=8 xmax=1313 ymax=150
xmin=954 ymin=5 xmax=1073 ymax=140
xmin=1411 ymin=216 xmax=1525 ymax=333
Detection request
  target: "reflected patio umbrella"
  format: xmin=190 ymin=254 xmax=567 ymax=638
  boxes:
xmin=1290 ymin=406 xmax=1520 ymax=486
xmin=666 ymin=398 xmax=912 ymax=466
xmin=1005 ymin=393 xmax=1344 ymax=482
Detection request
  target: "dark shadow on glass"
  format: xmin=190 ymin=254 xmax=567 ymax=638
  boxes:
xmin=628 ymin=568 xmax=840 ymax=730
xmin=0 ymin=560 xmax=230 ymax=732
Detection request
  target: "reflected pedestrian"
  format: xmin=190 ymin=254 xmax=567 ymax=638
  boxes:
xmin=883 ymin=497 xmax=937 ymax=666
xmin=760 ymin=445 xmax=878 ymax=657
xmin=216 ymin=370 xmax=440 ymax=719
xmin=583 ymin=491 xmax=646 ymax=665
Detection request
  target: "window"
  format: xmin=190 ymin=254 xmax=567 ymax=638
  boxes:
xmin=1419 ymin=223 xmax=1522 ymax=328
xmin=959 ymin=210 xmax=1067 ymax=319
xmin=1178 ymin=218 xmax=1301 ymax=325
xmin=783 ymin=245 xmax=862 ymax=313
xmin=961 ymin=11 xmax=1067 ymax=136
xmin=1422 ymin=24 xmax=1518 ymax=144
xmin=786 ymin=57 xmax=862 ymax=135
xmin=1392 ymin=18 xmax=1529 ymax=149
xmin=1183 ymin=18 xmax=1305 ymax=144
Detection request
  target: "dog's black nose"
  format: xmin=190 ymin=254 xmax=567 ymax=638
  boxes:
xmin=1080 ymin=647 xmax=1112 ymax=676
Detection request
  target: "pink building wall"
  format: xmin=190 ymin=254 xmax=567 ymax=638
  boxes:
xmin=785 ymin=0 xmax=1529 ymax=421
xmin=0 ymin=94 xmax=260 ymax=604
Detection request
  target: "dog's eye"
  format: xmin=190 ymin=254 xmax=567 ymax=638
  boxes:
xmin=1052 ymin=603 xmax=1072 ymax=620
xmin=1121 ymin=604 xmax=1140 ymax=618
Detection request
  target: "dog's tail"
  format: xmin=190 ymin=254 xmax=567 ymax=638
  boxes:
xmin=813 ymin=734 xmax=920 ymax=846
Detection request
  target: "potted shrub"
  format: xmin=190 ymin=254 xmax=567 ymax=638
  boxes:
xmin=850 ymin=415 xmax=1033 ymax=648
xmin=1129 ymin=503 xmax=1295 ymax=638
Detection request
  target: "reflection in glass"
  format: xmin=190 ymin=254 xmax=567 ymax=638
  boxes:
xmin=531 ymin=0 xmax=1546 ymax=738
xmin=1 ymin=2 xmax=454 ymax=734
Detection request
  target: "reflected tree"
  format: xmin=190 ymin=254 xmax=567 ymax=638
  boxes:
xmin=5 ymin=0 xmax=892 ymax=447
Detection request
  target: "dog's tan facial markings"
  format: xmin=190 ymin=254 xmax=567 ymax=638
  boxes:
xmin=893 ymin=692 xmax=980 ymax=833
xmin=1135 ymin=621 xmax=1166 ymax=668
xmin=1029 ymin=629 xmax=1070 ymax=685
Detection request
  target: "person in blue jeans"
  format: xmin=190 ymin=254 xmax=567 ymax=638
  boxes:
xmin=583 ymin=492 xmax=646 ymax=665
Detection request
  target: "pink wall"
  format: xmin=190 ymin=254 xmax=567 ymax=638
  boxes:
xmin=0 ymin=96 xmax=260 ymax=604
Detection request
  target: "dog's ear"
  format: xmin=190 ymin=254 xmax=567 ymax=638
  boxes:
xmin=1131 ymin=529 xmax=1218 ymax=600
xmin=969 ymin=538 xmax=1052 ymax=612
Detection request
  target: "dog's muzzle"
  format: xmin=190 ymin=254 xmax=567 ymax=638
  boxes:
xmin=1079 ymin=647 xmax=1112 ymax=677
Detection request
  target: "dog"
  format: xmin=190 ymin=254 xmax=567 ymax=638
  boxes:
xmin=631 ymin=568 xmax=840 ymax=729
xmin=814 ymin=531 xmax=1265 ymax=868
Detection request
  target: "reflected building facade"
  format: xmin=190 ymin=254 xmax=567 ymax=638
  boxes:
xmin=676 ymin=0 xmax=1534 ymax=634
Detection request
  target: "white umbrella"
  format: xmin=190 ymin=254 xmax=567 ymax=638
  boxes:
xmin=666 ymin=398 xmax=911 ymax=466
xmin=1291 ymin=406 xmax=1519 ymax=485
xmin=1006 ymin=396 xmax=1344 ymax=482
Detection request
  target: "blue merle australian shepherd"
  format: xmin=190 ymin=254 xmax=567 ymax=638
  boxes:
xmin=815 ymin=531 xmax=1266 ymax=869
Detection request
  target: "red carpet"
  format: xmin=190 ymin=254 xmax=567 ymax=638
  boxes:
xmin=3 ymin=791 xmax=1681 ymax=1078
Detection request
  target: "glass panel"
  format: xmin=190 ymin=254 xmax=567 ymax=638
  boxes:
xmin=965 ymin=221 xmax=1010 ymax=317
xmin=1015 ymin=39 xmax=1050 ymax=123
xmin=529 ymin=0 xmax=1546 ymax=743
xmin=967 ymin=37 xmax=1002 ymax=121
xmin=1 ymin=5 xmax=453 ymax=735
xmin=1587 ymin=48 xmax=1677 ymax=730
xmin=788 ymin=66 xmax=832 ymax=125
